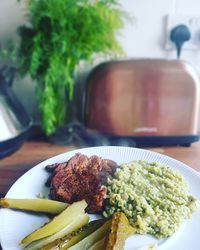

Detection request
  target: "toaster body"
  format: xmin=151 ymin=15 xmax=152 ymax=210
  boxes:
xmin=84 ymin=59 xmax=200 ymax=145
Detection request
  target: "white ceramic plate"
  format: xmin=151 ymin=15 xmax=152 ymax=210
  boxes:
xmin=0 ymin=146 xmax=200 ymax=250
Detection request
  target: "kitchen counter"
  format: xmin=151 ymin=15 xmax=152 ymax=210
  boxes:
xmin=0 ymin=140 xmax=200 ymax=198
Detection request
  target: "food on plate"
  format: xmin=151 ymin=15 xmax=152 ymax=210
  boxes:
xmin=3 ymin=152 xmax=199 ymax=249
xmin=88 ymin=236 xmax=107 ymax=250
xmin=24 ymin=212 xmax=88 ymax=250
xmin=137 ymin=243 xmax=158 ymax=250
xmin=21 ymin=200 xmax=89 ymax=246
xmin=103 ymin=160 xmax=199 ymax=239
xmin=21 ymin=208 xmax=133 ymax=250
xmin=0 ymin=198 xmax=68 ymax=214
xmin=41 ymin=219 xmax=107 ymax=250
xmin=62 ymin=212 xmax=133 ymax=250
xmin=66 ymin=219 xmax=112 ymax=250
xmin=45 ymin=153 xmax=118 ymax=213
xmin=105 ymin=212 xmax=135 ymax=250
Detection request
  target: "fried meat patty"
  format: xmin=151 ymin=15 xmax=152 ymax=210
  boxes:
xmin=45 ymin=153 xmax=118 ymax=213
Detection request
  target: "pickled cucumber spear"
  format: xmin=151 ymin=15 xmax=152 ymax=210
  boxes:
xmin=68 ymin=219 xmax=112 ymax=250
xmin=40 ymin=212 xmax=135 ymax=250
xmin=105 ymin=212 xmax=135 ymax=250
xmin=21 ymin=200 xmax=88 ymax=245
xmin=88 ymin=236 xmax=107 ymax=250
xmin=25 ymin=213 xmax=89 ymax=250
xmin=0 ymin=198 xmax=68 ymax=214
xmin=40 ymin=219 xmax=107 ymax=250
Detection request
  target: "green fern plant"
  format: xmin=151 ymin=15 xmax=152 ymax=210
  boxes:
xmin=4 ymin=0 xmax=127 ymax=135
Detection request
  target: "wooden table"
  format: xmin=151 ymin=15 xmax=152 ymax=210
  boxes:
xmin=1 ymin=140 xmax=200 ymax=198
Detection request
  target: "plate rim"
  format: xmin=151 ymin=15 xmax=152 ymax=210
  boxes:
xmin=7 ymin=145 xmax=200 ymax=188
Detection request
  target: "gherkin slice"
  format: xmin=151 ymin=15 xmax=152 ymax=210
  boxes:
xmin=21 ymin=200 xmax=87 ymax=245
xmin=25 ymin=214 xmax=89 ymax=250
xmin=88 ymin=236 xmax=107 ymax=250
xmin=105 ymin=212 xmax=135 ymax=250
xmin=41 ymin=219 xmax=106 ymax=250
xmin=68 ymin=219 xmax=112 ymax=250
xmin=0 ymin=198 xmax=68 ymax=214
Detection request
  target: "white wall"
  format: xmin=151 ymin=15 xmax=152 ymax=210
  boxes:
xmin=1 ymin=0 xmax=200 ymax=124
xmin=0 ymin=0 xmax=25 ymax=37
xmin=118 ymin=0 xmax=200 ymax=70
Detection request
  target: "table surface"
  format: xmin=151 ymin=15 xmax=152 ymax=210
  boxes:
xmin=0 ymin=140 xmax=200 ymax=198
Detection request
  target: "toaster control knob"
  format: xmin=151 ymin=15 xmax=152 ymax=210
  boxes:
xmin=170 ymin=24 xmax=191 ymax=58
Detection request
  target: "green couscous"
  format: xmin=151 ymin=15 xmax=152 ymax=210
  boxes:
xmin=103 ymin=160 xmax=199 ymax=239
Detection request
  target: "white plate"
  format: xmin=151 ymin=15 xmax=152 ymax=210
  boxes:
xmin=0 ymin=146 xmax=200 ymax=250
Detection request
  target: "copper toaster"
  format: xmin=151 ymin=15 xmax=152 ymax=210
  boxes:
xmin=83 ymin=59 xmax=200 ymax=146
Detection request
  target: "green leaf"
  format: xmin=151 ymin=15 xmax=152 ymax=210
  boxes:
xmin=2 ymin=0 xmax=131 ymax=135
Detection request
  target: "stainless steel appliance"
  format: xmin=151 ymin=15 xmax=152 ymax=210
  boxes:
xmin=0 ymin=66 xmax=32 ymax=158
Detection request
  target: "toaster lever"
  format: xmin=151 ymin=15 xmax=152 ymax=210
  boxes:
xmin=170 ymin=24 xmax=191 ymax=58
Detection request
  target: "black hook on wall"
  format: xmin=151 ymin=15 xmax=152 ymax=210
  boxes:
xmin=170 ymin=24 xmax=191 ymax=58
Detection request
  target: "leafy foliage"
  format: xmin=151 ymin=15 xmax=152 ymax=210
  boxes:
xmin=7 ymin=0 xmax=127 ymax=135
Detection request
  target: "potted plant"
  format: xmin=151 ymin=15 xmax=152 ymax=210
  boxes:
xmin=2 ymin=0 xmax=128 ymax=136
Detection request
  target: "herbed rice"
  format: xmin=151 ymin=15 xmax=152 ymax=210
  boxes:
xmin=103 ymin=160 xmax=199 ymax=239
